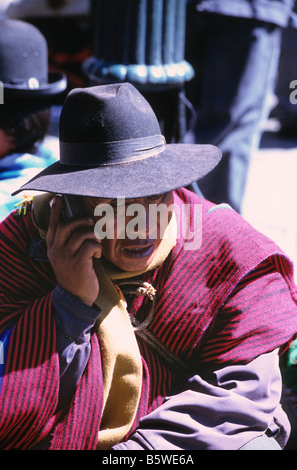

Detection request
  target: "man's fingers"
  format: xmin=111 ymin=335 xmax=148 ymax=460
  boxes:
xmin=78 ymin=239 xmax=103 ymax=260
xmin=64 ymin=225 xmax=99 ymax=255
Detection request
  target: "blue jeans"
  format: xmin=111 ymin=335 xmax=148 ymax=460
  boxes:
xmin=185 ymin=12 xmax=282 ymax=213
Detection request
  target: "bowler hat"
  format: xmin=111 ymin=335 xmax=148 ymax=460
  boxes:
xmin=12 ymin=82 xmax=221 ymax=198
xmin=0 ymin=19 xmax=67 ymax=99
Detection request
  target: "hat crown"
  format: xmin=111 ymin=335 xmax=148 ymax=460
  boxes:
xmin=59 ymin=83 xmax=161 ymax=144
xmin=0 ymin=19 xmax=48 ymax=88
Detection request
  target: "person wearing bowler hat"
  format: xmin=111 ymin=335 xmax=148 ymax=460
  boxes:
xmin=0 ymin=82 xmax=296 ymax=450
xmin=0 ymin=18 xmax=67 ymax=220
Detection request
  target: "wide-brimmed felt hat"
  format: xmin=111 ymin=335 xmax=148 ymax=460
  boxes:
xmin=12 ymin=82 xmax=221 ymax=198
xmin=0 ymin=19 xmax=67 ymax=99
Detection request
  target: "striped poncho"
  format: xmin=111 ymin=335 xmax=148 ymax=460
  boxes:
xmin=0 ymin=188 xmax=296 ymax=449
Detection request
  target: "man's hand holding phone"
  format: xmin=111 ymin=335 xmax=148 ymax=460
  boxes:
xmin=47 ymin=195 xmax=102 ymax=307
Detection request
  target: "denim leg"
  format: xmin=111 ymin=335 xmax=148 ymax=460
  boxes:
xmin=185 ymin=14 xmax=282 ymax=213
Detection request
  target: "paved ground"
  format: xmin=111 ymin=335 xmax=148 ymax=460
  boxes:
xmin=242 ymin=130 xmax=297 ymax=283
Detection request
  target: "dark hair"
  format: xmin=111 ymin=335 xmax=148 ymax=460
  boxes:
xmin=0 ymin=103 xmax=51 ymax=154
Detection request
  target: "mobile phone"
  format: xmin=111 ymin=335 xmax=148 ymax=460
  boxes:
xmin=60 ymin=195 xmax=83 ymax=220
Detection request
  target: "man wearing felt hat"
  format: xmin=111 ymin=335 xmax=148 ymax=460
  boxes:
xmin=0 ymin=18 xmax=67 ymax=220
xmin=0 ymin=82 xmax=296 ymax=450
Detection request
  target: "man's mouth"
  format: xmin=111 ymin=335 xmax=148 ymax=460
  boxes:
xmin=122 ymin=243 xmax=155 ymax=258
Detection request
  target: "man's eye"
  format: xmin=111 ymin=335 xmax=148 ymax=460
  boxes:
xmin=147 ymin=194 xmax=164 ymax=202
xmin=148 ymin=194 xmax=163 ymax=201
xmin=109 ymin=199 xmax=125 ymax=211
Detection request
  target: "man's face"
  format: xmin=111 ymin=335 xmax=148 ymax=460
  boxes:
xmin=82 ymin=191 xmax=173 ymax=272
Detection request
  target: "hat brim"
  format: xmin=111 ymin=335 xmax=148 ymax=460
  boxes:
xmin=12 ymin=144 xmax=221 ymax=198
xmin=3 ymin=72 xmax=67 ymax=99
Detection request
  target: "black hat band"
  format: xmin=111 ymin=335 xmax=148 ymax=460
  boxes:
xmin=59 ymin=134 xmax=166 ymax=167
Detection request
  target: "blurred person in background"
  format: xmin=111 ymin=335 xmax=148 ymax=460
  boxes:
xmin=185 ymin=0 xmax=297 ymax=213
xmin=0 ymin=19 xmax=67 ymax=220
